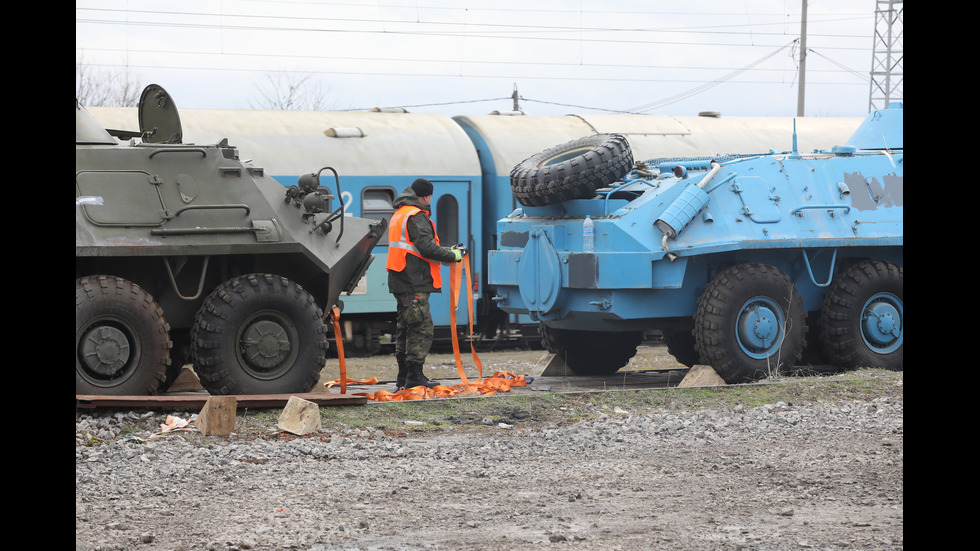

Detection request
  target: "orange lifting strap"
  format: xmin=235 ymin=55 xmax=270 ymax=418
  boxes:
xmin=328 ymin=306 xmax=348 ymax=395
xmin=448 ymin=252 xmax=483 ymax=385
xmin=324 ymin=253 xmax=532 ymax=401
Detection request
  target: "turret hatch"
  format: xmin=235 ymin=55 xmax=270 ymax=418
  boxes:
xmin=138 ymin=84 xmax=183 ymax=144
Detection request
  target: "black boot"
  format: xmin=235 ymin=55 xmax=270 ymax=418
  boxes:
xmin=396 ymin=353 xmax=408 ymax=389
xmin=404 ymin=360 xmax=439 ymax=389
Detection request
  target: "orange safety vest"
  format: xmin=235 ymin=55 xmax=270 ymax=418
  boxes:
xmin=386 ymin=205 xmax=442 ymax=289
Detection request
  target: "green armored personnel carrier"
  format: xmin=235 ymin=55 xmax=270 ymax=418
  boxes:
xmin=76 ymin=85 xmax=386 ymax=396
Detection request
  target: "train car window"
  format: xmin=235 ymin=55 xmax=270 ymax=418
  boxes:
xmin=436 ymin=195 xmax=459 ymax=245
xmin=361 ymin=187 xmax=396 ymax=241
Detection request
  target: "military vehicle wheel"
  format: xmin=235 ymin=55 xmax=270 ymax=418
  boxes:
xmin=540 ymin=324 xmax=642 ymax=375
xmin=694 ymin=263 xmax=806 ymax=384
xmin=191 ymin=274 xmax=328 ymax=395
xmin=76 ymin=276 xmax=171 ymax=395
xmin=159 ymin=332 xmax=192 ymax=392
xmin=510 ymin=134 xmax=633 ymax=207
xmin=819 ymin=260 xmax=903 ymax=370
xmin=662 ymin=328 xmax=701 ymax=367
xmin=797 ymin=316 xmax=827 ymax=365
xmin=788 ymin=316 xmax=847 ymax=377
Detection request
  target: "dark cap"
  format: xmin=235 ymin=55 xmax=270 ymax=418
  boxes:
xmin=411 ymin=178 xmax=433 ymax=198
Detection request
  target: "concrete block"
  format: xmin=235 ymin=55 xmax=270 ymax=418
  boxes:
xmin=195 ymin=396 xmax=237 ymax=435
xmin=676 ymin=365 xmax=728 ymax=387
xmin=277 ymin=396 xmax=322 ymax=435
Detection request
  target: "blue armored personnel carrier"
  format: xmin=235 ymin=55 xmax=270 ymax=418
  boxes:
xmin=488 ymin=104 xmax=903 ymax=383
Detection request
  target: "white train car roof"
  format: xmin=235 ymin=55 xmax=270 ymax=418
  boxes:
xmin=453 ymin=113 xmax=865 ymax=177
xmin=87 ymin=107 xmax=483 ymax=178
xmin=89 ymin=106 xmax=863 ymax=182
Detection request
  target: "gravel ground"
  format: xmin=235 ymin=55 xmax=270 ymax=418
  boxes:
xmin=76 ymin=349 xmax=903 ymax=551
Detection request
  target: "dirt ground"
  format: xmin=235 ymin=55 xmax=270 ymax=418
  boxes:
xmin=77 ymin=345 xmax=903 ymax=551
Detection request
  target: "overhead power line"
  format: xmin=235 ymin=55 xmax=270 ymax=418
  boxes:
xmin=806 ymin=48 xmax=870 ymax=82
xmin=77 ymin=45 xmax=858 ymax=76
xmin=341 ymin=96 xmax=511 ymax=111
xmin=75 ymin=7 xmax=872 ymax=39
xmin=75 ymin=17 xmax=868 ymax=50
xmin=76 ymin=3 xmax=879 ymax=115
xmin=517 ymin=97 xmax=639 ymax=114
xmin=626 ymin=39 xmax=799 ymax=113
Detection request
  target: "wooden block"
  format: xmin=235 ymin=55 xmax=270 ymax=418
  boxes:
xmin=168 ymin=366 xmax=204 ymax=392
xmin=676 ymin=365 xmax=728 ymax=387
xmin=277 ymin=396 xmax=321 ymax=435
xmin=195 ymin=396 xmax=238 ymax=435
xmin=526 ymin=353 xmax=569 ymax=377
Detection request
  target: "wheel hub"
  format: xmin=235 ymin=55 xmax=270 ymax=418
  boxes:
xmin=80 ymin=325 xmax=131 ymax=376
xmin=862 ymin=296 xmax=902 ymax=349
xmin=739 ymin=304 xmax=778 ymax=350
xmin=241 ymin=320 xmax=292 ymax=369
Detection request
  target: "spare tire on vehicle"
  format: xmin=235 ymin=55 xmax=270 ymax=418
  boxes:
xmin=510 ymin=133 xmax=633 ymax=206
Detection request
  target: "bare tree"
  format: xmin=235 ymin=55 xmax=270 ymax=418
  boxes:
xmin=76 ymin=55 xmax=143 ymax=107
xmin=252 ymin=72 xmax=332 ymax=111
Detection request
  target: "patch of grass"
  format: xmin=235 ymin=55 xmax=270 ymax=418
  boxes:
xmin=117 ymin=425 xmax=143 ymax=437
xmin=121 ymin=369 xmax=900 ymax=443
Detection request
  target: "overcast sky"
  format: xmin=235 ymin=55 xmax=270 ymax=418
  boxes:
xmin=75 ymin=0 xmax=900 ymax=117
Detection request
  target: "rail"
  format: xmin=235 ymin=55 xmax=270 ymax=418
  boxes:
xmin=148 ymin=147 xmax=207 ymax=158
xmin=171 ymin=204 xmax=251 ymax=217
xmin=790 ymin=204 xmax=851 ymax=215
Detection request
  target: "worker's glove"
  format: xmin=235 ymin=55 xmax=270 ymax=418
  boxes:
xmin=451 ymin=243 xmax=466 ymax=262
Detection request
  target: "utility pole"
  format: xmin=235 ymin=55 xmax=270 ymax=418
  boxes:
xmin=796 ymin=0 xmax=808 ymax=117
xmin=868 ymin=1 xmax=903 ymax=111
xmin=512 ymin=84 xmax=521 ymax=112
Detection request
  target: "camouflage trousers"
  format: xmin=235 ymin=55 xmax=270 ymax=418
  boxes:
xmin=393 ymin=292 xmax=434 ymax=365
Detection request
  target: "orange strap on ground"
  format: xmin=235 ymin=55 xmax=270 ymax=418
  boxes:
xmin=323 ymin=255 xmax=531 ymax=401
xmin=324 ymin=377 xmax=378 ymax=388
xmin=350 ymin=371 xmax=529 ymax=401
xmin=329 ymin=306 xmax=347 ymax=394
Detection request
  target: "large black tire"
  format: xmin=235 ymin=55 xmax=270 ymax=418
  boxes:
xmin=789 ymin=315 xmax=847 ymax=377
xmin=510 ymin=133 xmax=633 ymax=207
xmin=819 ymin=260 xmax=903 ymax=370
xmin=76 ymin=275 xmax=172 ymax=395
xmin=191 ymin=274 xmax=329 ymax=395
xmin=797 ymin=315 xmax=827 ymax=365
xmin=662 ymin=328 xmax=701 ymax=367
xmin=694 ymin=264 xmax=806 ymax=384
xmin=540 ymin=324 xmax=642 ymax=376
xmin=159 ymin=331 xmax=192 ymax=392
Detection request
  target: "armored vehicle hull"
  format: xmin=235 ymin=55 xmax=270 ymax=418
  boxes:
xmin=488 ymin=104 xmax=903 ymax=383
xmin=76 ymin=85 xmax=386 ymax=395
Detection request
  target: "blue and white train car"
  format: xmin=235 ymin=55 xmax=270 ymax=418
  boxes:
xmin=90 ymin=105 xmax=863 ymax=354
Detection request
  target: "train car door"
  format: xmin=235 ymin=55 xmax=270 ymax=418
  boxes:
xmin=429 ymin=179 xmax=477 ymax=333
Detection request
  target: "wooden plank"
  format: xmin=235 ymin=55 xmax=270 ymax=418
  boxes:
xmin=75 ymin=392 xmax=368 ymax=409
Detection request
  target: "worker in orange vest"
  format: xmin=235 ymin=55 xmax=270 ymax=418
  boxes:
xmin=386 ymin=179 xmax=465 ymax=389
